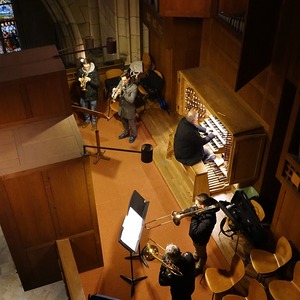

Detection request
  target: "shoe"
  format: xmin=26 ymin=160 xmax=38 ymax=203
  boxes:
xmin=82 ymin=121 xmax=90 ymax=128
xmin=195 ymin=267 xmax=203 ymax=277
xmin=204 ymin=154 xmax=216 ymax=164
xmin=91 ymin=124 xmax=96 ymax=131
xmin=118 ymin=132 xmax=129 ymax=139
xmin=129 ymin=136 xmax=137 ymax=143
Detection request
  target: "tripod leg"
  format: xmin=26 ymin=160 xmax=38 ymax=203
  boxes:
xmin=120 ymin=252 xmax=147 ymax=297
xmin=90 ymin=129 xmax=110 ymax=163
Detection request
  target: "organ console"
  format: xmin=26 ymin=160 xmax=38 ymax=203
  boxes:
xmin=177 ymin=67 xmax=266 ymax=193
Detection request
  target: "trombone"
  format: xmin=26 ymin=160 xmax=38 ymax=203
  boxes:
xmin=145 ymin=203 xmax=219 ymax=230
xmin=141 ymin=238 xmax=183 ymax=276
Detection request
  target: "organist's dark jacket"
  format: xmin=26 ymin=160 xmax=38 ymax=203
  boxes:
xmin=174 ymin=118 xmax=215 ymax=166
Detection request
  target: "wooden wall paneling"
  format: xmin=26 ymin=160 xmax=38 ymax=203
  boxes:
xmin=0 ymin=45 xmax=72 ymax=127
xmin=0 ymin=181 xmax=35 ymax=290
xmin=201 ymin=19 xmax=240 ymax=89
xmin=26 ymin=72 xmax=71 ymax=118
xmin=202 ymin=1 xmax=281 ymax=91
xmin=228 ymin=133 xmax=266 ymax=185
xmin=46 ymin=156 xmax=103 ymax=272
xmin=0 ymin=169 xmax=63 ymax=290
xmin=142 ymin=5 xmax=202 ymax=111
xmin=70 ymin=232 xmax=102 ymax=272
xmin=26 ymin=243 xmax=62 ymax=289
xmin=271 ymin=187 xmax=300 ymax=251
xmin=236 ymin=0 xmax=281 ymax=91
xmin=46 ymin=159 xmax=94 ymax=236
xmin=2 ymin=172 xmax=56 ymax=247
xmin=0 ymin=80 xmax=28 ymax=126
xmin=216 ymin=0 xmax=247 ymax=13
xmin=159 ymin=0 xmax=212 ymax=17
xmin=0 ymin=157 xmax=103 ymax=290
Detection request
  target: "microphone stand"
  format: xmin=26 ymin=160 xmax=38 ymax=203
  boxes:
xmin=72 ymin=105 xmax=153 ymax=164
xmin=72 ymin=105 xmax=110 ymax=163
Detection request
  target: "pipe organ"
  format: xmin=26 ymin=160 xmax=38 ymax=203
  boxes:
xmin=177 ymin=68 xmax=266 ymax=193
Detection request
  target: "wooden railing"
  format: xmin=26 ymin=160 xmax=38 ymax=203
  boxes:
xmin=56 ymin=239 xmax=86 ymax=300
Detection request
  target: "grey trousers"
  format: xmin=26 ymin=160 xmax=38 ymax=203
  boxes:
xmin=121 ymin=117 xmax=137 ymax=137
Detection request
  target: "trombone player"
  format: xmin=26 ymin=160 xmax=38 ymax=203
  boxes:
xmin=159 ymin=243 xmax=195 ymax=300
xmin=187 ymin=193 xmax=219 ymax=277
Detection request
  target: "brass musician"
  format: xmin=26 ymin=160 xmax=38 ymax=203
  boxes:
xmin=188 ymin=193 xmax=219 ymax=277
xmin=77 ymin=58 xmax=100 ymax=131
xmin=158 ymin=243 xmax=195 ymax=300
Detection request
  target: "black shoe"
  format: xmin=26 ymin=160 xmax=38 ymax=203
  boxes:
xmin=118 ymin=132 xmax=129 ymax=139
xmin=203 ymin=155 xmax=216 ymax=164
xmin=195 ymin=267 xmax=203 ymax=277
xmin=129 ymin=136 xmax=136 ymax=143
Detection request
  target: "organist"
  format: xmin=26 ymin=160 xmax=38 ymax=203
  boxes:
xmin=174 ymin=109 xmax=217 ymax=166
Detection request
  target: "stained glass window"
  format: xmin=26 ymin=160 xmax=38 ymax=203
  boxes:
xmin=0 ymin=0 xmax=21 ymax=54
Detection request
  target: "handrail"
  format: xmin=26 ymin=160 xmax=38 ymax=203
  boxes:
xmin=56 ymin=239 xmax=85 ymax=300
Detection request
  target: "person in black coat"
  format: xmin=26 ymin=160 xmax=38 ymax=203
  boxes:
xmin=174 ymin=108 xmax=216 ymax=166
xmin=188 ymin=193 xmax=219 ymax=276
xmin=113 ymin=71 xmax=138 ymax=143
xmin=159 ymin=243 xmax=195 ymax=300
xmin=77 ymin=58 xmax=100 ymax=131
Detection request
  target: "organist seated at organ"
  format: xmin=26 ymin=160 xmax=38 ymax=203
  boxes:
xmin=174 ymin=109 xmax=217 ymax=166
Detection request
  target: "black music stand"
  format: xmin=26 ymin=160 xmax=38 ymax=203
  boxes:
xmin=72 ymin=105 xmax=110 ymax=163
xmin=119 ymin=190 xmax=149 ymax=297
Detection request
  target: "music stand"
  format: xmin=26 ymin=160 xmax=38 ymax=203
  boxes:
xmin=72 ymin=105 xmax=110 ymax=163
xmin=119 ymin=190 xmax=149 ymax=297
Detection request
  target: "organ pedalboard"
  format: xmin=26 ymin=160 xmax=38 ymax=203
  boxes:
xmin=177 ymin=68 xmax=266 ymax=194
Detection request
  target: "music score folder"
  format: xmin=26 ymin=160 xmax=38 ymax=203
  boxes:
xmin=119 ymin=190 xmax=149 ymax=253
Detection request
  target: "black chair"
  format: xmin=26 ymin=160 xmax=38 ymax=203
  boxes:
xmin=139 ymin=69 xmax=168 ymax=112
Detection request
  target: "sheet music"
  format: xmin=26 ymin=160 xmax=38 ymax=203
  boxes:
xmin=120 ymin=207 xmax=144 ymax=252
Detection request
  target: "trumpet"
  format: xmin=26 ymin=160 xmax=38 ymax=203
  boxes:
xmin=111 ymin=79 xmax=123 ymax=99
xmin=145 ymin=203 xmax=219 ymax=230
xmin=142 ymin=238 xmax=183 ymax=276
xmin=80 ymin=73 xmax=89 ymax=91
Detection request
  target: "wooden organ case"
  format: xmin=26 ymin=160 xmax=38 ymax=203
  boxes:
xmin=177 ymin=68 xmax=266 ymax=193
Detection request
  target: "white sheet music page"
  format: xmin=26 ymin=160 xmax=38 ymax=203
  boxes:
xmin=121 ymin=207 xmax=143 ymax=252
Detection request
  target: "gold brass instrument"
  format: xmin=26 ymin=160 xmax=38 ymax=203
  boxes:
xmin=142 ymin=238 xmax=183 ymax=276
xmin=80 ymin=72 xmax=89 ymax=91
xmin=145 ymin=203 xmax=219 ymax=230
xmin=111 ymin=79 xmax=123 ymax=99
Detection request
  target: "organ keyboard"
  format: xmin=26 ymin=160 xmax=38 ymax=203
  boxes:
xmin=177 ymin=67 xmax=266 ymax=194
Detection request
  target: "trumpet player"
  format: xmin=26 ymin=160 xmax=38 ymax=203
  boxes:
xmin=77 ymin=58 xmax=100 ymax=131
xmin=113 ymin=71 xmax=138 ymax=143
xmin=188 ymin=193 xmax=219 ymax=277
xmin=159 ymin=243 xmax=195 ymax=300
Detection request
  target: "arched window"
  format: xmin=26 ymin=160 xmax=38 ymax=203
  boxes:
xmin=0 ymin=0 xmax=21 ymax=54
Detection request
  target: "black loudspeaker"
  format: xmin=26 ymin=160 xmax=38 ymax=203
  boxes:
xmin=141 ymin=143 xmax=153 ymax=163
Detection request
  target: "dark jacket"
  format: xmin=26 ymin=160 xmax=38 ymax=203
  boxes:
xmin=77 ymin=62 xmax=100 ymax=102
xmin=174 ymin=118 xmax=215 ymax=166
xmin=189 ymin=210 xmax=217 ymax=246
xmin=118 ymin=81 xmax=138 ymax=119
xmin=159 ymin=252 xmax=195 ymax=300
